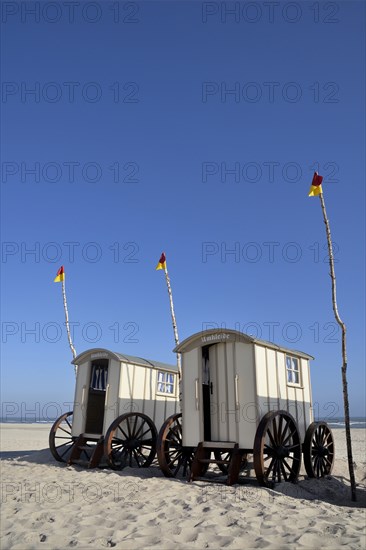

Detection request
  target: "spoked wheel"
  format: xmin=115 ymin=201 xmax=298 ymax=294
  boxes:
xmin=49 ymin=411 xmax=76 ymax=463
xmin=254 ymin=411 xmax=302 ymax=487
xmin=104 ymin=413 xmax=157 ymax=469
xmin=157 ymin=413 xmax=197 ymax=478
xmin=303 ymin=422 xmax=335 ymax=478
xmin=213 ymin=450 xmax=248 ymax=474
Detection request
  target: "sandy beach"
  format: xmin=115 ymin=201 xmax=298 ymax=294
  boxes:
xmin=1 ymin=423 xmax=365 ymax=549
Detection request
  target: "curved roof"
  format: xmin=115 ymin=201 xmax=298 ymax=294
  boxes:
xmin=71 ymin=348 xmax=178 ymax=372
xmin=174 ymin=329 xmax=314 ymax=360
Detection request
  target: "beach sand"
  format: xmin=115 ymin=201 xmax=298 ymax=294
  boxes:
xmin=1 ymin=424 xmax=365 ymax=549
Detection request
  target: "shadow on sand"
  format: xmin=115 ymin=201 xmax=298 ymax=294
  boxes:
xmin=2 ymin=448 xmax=365 ymax=508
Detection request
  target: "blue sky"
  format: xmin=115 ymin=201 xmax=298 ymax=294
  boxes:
xmin=1 ymin=1 xmax=365 ymax=419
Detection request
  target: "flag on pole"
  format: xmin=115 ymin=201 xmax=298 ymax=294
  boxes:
xmin=308 ymin=172 xmax=323 ymax=197
xmin=156 ymin=252 xmax=167 ymax=270
xmin=54 ymin=265 xmax=65 ymax=282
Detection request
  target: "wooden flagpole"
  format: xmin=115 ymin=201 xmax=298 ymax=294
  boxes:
xmin=157 ymin=252 xmax=182 ymax=406
xmin=163 ymin=264 xmax=182 ymax=381
xmin=55 ymin=266 xmax=77 ymax=377
xmin=318 ymin=192 xmax=357 ymax=501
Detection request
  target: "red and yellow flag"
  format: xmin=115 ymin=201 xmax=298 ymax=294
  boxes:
xmin=308 ymin=172 xmax=323 ymax=197
xmin=156 ymin=252 xmax=166 ymax=271
xmin=54 ymin=265 xmax=65 ymax=283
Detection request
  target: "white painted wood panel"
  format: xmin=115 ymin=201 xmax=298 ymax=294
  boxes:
xmin=236 ymin=342 xmax=257 ymax=449
xmin=225 ymin=343 xmax=237 ymax=443
xmin=72 ymin=360 xmax=89 ymax=436
xmin=103 ymin=359 xmax=120 ymax=433
xmin=182 ymin=348 xmax=201 ymax=447
xmin=255 ymin=345 xmax=268 ymax=417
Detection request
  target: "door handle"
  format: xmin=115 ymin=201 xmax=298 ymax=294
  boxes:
xmin=210 ymin=382 xmax=213 ymax=395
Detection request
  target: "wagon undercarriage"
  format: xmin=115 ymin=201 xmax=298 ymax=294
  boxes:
xmin=49 ymin=410 xmax=335 ymax=487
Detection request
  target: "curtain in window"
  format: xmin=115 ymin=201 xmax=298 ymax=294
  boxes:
xmin=91 ymin=365 xmax=108 ymax=390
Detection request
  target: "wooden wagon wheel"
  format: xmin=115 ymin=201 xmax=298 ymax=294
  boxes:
xmin=49 ymin=411 xmax=76 ymax=463
xmin=303 ymin=421 xmax=335 ymax=478
xmin=157 ymin=413 xmax=199 ymax=478
xmin=253 ymin=410 xmax=301 ymax=487
xmin=213 ymin=450 xmax=248 ymax=474
xmin=104 ymin=412 xmax=157 ymax=469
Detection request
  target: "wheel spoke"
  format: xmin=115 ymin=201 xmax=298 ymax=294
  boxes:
xmin=282 ymin=429 xmax=297 ymax=446
xmin=135 ymin=426 xmax=151 ymax=440
xmin=266 ymin=457 xmax=275 ymax=477
xmin=267 ymin=428 xmax=276 ymax=448
xmin=173 ymin=454 xmax=184 ymax=476
xmin=168 ymin=452 xmax=182 ymax=468
xmin=277 ymin=415 xmax=283 ymax=443
xmin=55 ymin=441 xmax=73 ymax=449
xmin=282 ymin=458 xmax=293 ymax=474
xmin=285 ymin=443 xmax=301 ymax=452
xmin=272 ymin=418 xmax=279 ymax=445
xmin=117 ymin=425 xmax=129 ymax=440
xmin=58 ymin=426 xmax=72 ymax=436
xmin=59 ymin=443 xmax=75 ymax=458
xmin=280 ymin=461 xmax=288 ymax=481
xmin=130 ymin=414 xmax=139 ymax=438
xmin=132 ymin=449 xmax=141 ymax=467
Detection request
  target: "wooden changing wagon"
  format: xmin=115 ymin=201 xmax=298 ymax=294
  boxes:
xmin=156 ymin=329 xmax=335 ymax=486
xmin=49 ymin=348 xmax=179 ymax=468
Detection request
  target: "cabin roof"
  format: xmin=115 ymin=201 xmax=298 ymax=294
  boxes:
xmin=72 ymin=348 xmax=178 ymax=372
xmin=174 ymin=329 xmax=314 ymax=360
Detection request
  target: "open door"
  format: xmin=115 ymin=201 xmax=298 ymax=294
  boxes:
xmin=85 ymin=359 xmax=108 ymax=434
xmin=202 ymin=346 xmax=211 ymax=440
xmin=202 ymin=344 xmax=227 ymax=442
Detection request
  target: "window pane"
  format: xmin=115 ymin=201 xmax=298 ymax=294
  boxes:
xmin=294 ymin=372 xmax=299 ymax=384
xmin=292 ymin=358 xmax=298 ymax=371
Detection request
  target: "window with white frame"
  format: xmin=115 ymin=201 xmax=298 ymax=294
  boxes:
xmin=157 ymin=371 xmax=175 ymax=394
xmin=286 ymin=356 xmax=301 ymax=385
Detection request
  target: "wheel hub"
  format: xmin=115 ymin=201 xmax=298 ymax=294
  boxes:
xmin=276 ymin=445 xmax=289 ymax=459
xmin=124 ymin=439 xmax=139 ymax=450
xmin=317 ymin=446 xmax=328 ymax=458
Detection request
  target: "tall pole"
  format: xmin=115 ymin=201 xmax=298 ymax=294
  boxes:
xmin=54 ymin=266 xmax=77 ymax=377
xmin=163 ymin=265 xmax=181 ymax=380
xmin=318 ymin=193 xmax=356 ymax=501
xmin=156 ymin=253 xmax=182 ymax=406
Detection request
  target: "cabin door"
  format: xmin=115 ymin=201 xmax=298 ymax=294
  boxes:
xmin=201 ymin=345 xmax=219 ymax=441
xmin=85 ymin=359 xmax=108 ymax=434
